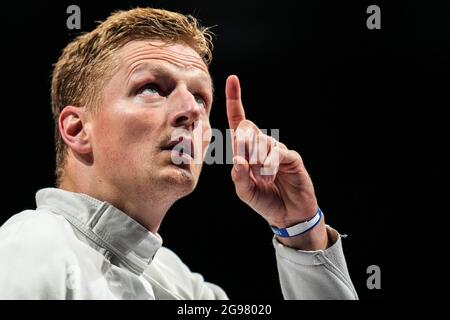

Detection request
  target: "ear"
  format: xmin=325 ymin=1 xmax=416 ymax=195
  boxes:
xmin=58 ymin=106 xmax=92 ymax=155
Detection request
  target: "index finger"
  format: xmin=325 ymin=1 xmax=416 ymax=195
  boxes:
xmin=226 ymin=75 xmax=246 ymax=130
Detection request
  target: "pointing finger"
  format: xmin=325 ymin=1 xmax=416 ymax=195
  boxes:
xmin=226 ymin=75 xmax=246 ymax=131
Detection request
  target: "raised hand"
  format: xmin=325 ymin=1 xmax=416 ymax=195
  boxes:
xmin=226 ymin=75 xmax=329 ymax=250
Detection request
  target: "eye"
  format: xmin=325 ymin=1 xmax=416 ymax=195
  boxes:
xmin=194 ymin=95 xmax=207 ymax=108
xmin=137 ymin=84 xmax=163 ymax=96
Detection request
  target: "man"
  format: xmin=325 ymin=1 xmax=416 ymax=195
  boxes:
xmin=0 ymin=7 xmax=357 ymax=299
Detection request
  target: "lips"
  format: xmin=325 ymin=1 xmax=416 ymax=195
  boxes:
xmin=161 ymin=136 xmax=194 ymax=159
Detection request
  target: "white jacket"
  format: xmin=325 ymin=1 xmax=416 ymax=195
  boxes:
xmin=0 ymin=188 xmax=358 ymax=299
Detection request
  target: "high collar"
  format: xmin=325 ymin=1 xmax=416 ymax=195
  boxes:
xmin=35 ymin=188 xmax=163 ymax=275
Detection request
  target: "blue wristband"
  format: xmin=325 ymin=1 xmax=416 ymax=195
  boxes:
xmin=270 ymin=208 xmax=323 ymax=238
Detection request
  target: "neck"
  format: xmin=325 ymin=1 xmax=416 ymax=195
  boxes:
xmin=59 ymin=172 xmax=175 ymax=235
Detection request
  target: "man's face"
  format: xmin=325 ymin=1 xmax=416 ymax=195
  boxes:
xmin=88 ymin=40 xmax=213 ymax=200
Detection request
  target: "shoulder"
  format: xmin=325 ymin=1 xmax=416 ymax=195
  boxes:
xmin=0 ymin=209 xmax=78 ymax=299
xmin=0 ymin=209 xmax=76 ymax=253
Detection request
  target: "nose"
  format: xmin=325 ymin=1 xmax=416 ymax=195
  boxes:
xmin=169 ymin=86 xmax=203 ymax=130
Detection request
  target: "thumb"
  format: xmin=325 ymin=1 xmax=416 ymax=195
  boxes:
xmin=231 ymin=156 xmax=255 ymax=202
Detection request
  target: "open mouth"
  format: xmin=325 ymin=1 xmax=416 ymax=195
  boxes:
xmin=161 ymin=136 xmax=194 ymax=161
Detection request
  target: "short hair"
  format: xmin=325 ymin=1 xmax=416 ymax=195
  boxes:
xmin=51 ymin=7 xmax=214 ymax=185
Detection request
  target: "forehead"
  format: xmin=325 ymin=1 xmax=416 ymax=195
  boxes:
xmin=116 ymin=40 xmax=211 ymax=81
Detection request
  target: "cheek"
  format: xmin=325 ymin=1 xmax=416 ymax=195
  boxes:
xmin=92 ymin=104 xmax=164 ymax=161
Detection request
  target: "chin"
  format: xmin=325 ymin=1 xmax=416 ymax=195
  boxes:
xmin=163 ymin=165 xmax=199 ymax=195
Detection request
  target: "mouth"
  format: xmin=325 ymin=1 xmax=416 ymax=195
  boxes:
xmin=161 ymin=136 xmax=194 ymax=162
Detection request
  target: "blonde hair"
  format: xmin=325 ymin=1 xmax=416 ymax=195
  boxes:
xmin=51 ymin=7 xmax=214 ymax=185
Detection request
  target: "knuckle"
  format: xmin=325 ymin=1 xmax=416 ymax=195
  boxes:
xmin=230 ymin=167 xmax=239 ymax=181
xmin=237 ymin=119 xmax=257 ymax=131
xmin=290 ymin=150 xmax=303 ymax=162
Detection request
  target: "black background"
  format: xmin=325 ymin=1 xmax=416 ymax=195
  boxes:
xmin=0 ymin=0 xmax=448 ymax=300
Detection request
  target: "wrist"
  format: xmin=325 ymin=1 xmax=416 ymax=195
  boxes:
xmin=275 ymin=215 xmax=330 ymax=251
xmin=270 ymin=207 xmax=322 ymax=237
xmin=269 ymin=201 xmax=319 ymax=229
